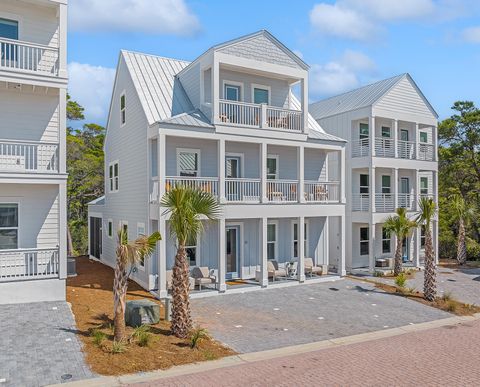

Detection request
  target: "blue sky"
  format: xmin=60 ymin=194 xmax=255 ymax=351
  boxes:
xmin=68 ymin=0 xmax=480 ymax=127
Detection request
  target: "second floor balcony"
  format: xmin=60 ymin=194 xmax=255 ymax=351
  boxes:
xmin=0 ymin=139 xmax=59 ymax=174
xmin=352 ymin=137 xmax=435 ymax=161
xmin=352 ymin=193 xmax=434 ymax=212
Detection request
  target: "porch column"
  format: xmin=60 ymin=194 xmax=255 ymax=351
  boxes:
xmin=218 ymin=218 xmax=226 ymax=292
xmin=57 ymin=3 xmax=68 ymax=78
xmin=414 ymin=122 xmax=419 ymax=159
xmin=433 ymin=125 xmax=438 ymax=162
xmin=158 ymin=134 xmax=166 ymax=200
xmin=433 ymin=220 xmax=439 ymax=265
xmin=414 ymin=169 xmax=420 ymax=210
xmin=393 ymin=119 xmax=399 ymax=158
xmin=301 ymin=78 xmax=309 ymax=134
xmin=261 ymin=143 xmax=268 ymax=203
xmin=158 ymin=218 xmax=167 ymax=298
xmin=340 ymin=147 xmax=346 ymax=203
xmin=259 ymin=217 xmax=268 ymax=287
xmin=339 ymin=215 xmax=346 ymax=276
xmin=393 ymin=168 xmax=398 ymax=210
xmin=433 ymin=170 xmax=438 ymax=204
xmin=369 ymin=222 xmax=376 ymax=272
xmin=369 ymin=116 xmax=376 ymax=157
xmin=298 ymin=146 xmax=305 ymax=203
xmin=218 ymin=138 xmax=226 ymax=203
xmin=58 ymin=88 xmax=67 ymax=174
xmin=413 ymin=227 xmax=421 ymax=268
xmin=297 ymin=216 xmax=306 ymax=282
xmin=211 ymin=58 xmax=219 ymax=124
xmin=58 ymin=180 xmax=67 ymax=279
xmin=370 ymin=166 xmax=376 ymax=213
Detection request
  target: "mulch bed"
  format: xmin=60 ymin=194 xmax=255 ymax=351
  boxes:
xmin=439 ymin=259 xmax=480 ymax=269
xmin=67 ymin=257 xmax=235 ymax=376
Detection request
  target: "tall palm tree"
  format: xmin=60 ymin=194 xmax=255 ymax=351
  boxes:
xmin=161 ymin=186 xmax=221 ymax=338
xmin=451 ymin=194 xmax=472 ymax=265
xmin=114 ymin=228 xmax=161 ymax=341
xmin=383 ymin=207 xmax=417 ymax=276
xmin=416 ymin=197 xmax=437 ymax=301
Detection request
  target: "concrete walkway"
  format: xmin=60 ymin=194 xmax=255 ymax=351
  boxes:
xmin=0 ymin=301 xmax=94 ymax=387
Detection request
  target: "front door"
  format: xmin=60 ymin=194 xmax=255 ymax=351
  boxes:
xmin=226 ymin=156 xmax=241 ymax=201
xmin=89 ymin=217 xmax=102 ymax=259
xmin=402 ymin=237 xmax=410 ymax=262
xmin=400 ymin=177 xmax=410 ymax=208
xmin=226 ymin=226 xmax=240 ymax=279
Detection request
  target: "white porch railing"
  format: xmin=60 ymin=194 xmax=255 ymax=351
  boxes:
xmin=218 ymin=100 xmax=260 ymax=127
xmin=304 ymin=181 xmax=340 ymax=203
xmin=398 ymin=193 xmax=415 ymax=210
xmin=266 ymin=180 xmax=298 ymax=202
xmin=0 ymin=140 xmax=59 ymax=173
xmin=398 ymin=140 xmax=416 ymax=159
xmin=0 ymin=248 xmax=59 ymax=282
xmin=352 ymin=194 xmax=370 ymax=211
xmin=375 ymin=193 xmax=395 ymax=212
xmin=0 ymin=38 xmax=59 ymax=75
xmin=374 ymin=137 xmax=395 ymax=158
xmin=165 ymin=177 xmax=219 ymax=197
xmin=352 ymin=139 xmax=370 ymax=157
xmin=417 ymin=143 xmax=434 ymax=161
xmin=266 ymin=107 xmax=302 ymax=132
xmin=225 ymin=178 xmax=261 ymax=203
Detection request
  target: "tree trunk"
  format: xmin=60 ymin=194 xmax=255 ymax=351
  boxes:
xmin=457 ymin=218 xmax=467 ymax=265
xmin=171 ymin=245 xmax=192 ymax=338
xmin=423 ymin=227 xmax=437 ymax=301
xmin=67 ymin=226 xmax=73 ymax=257
xmin=393 ymin=237 xmax=403 ymax=276
xmin=113 ymin=260 xmax=128 ymax=341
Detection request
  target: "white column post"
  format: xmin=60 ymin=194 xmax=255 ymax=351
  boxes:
xmin=414 ymin=169 xmax=419 ymax=211
xmin=339 ymin=214 xmax=346 ymax=276
xmin=57 ymin=3 xmax=68 ymax=78
xmin=340 ymin=147 xmax=346 ymax=203
xmin=158 ymin=134 xmax=166 ymax=200
xmin=369 ymin=222 xmax=376 ymax=272
xmin=370 ymin=166 xmax=376 ymax=213
xmin=413 ymin=226 xmax=421 ymax=268
xmin=393 ymin=168 xmax=398 ymax=210
xmin=297 ymin=216 xmax=305 ymax=282
xmin=212 ymin=57 xmax=219 ymax=124
xmin=218 ymin=218 xmax=226 ymax=292
xmin=433 ymin=220 xmax=439 ymax=265
xmin=433 ymin=170 xmax=438 ymax=204
xmin=58 ymin=180 xmax=67 ymax=279
xmin=298 ymin=146 xmax=305 ymax=203
xmin=393 ymin=119 xmax=398 ymax=158
xmin=414 ymin=122 xmax=419 ymax=160
xmin=301 ymin=77 xmax=309 ymax=134
xmin=259 ymin=217 xmax=268 ymax=287
xmin=261 ymin=143 xmax=268 ymax=203
xmin=59 ymin=88 xmax=67 ymax=174
xmin=218 ymin=138 xmax=226 ymax=203
xmin=158 ymin=218 xmax=167 ymax=298
xmin=369 ymin=116 xmax=376 ymax=157
xmin=433 ymin=125 xmax=438 ymax=162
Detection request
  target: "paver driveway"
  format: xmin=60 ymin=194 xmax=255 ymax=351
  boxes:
xmin=191 ymin=278 xmax=449 ymax=353
xmin=0 ymin=301 xmax=94 ymax=387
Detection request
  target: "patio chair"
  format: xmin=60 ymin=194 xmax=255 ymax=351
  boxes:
xmin=166 ymin=270 xmax=195 ymax=291
xmin=191 ymin=267 xmax=217 ymax=291
xmin=267 ymin=260 xmax=287 ymax=281
xmin=304 ymin=258 xmax=323 ymax=277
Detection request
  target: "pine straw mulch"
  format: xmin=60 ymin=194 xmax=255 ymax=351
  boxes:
xmin=438 ymin=259 xmax=480 ymax=269
xmin=348 ymin=276 xmax=480 ymax=317
xmin=67 ymin=257 xmax=235 ymax=376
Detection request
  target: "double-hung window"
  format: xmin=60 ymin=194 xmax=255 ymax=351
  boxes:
xmin=420 ymin=177 xmax=428 ymax=196
xmin=253 ymin=86 xmax=269 ymax=105
xmin=360 ymin=174 xmax=369 ymax=194
xmin=267 ymin=223 xmax=277 ymax=260
xmin=359 ymin=123 xmax=369 ymax=140
xmin=0 ymin=204 xmax=18 ymax=250
xmin=107 ymin=220 xmax=113 ymax=238
xmin=224 ymin=84 xmax=241 ymax=101
xmin=381 ymin=126 xmax=391 ymax=138
xmin=109 ymin=162 xmax=119 ymax=192
xmin=266 ymin=155 xmax=278 ymax=180
xmin=186 ymin=235 xmax=198 ymax=267
xmin=421 ymin=225 xmax=426 ymax=249
xmin=382 ymin=176 xmax=391 ymax=194
xmin=177 ymin=149 xmax=200 ymax=177
xmin=293 ymin=222 xmax=308 ymax=259
xmin=382 ymin=228 xmax=391 ymax=254
xmin=419 ymin=132 xmax=428 ymax=143
xmin=120 ymin=93 xmax=126 ymax=126
xmin=360 ymin=227 xmax=369 ymax=256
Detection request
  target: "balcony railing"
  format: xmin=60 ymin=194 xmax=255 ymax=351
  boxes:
xmin=165 ymin=177 xmax=219 ymax=197
xmin=352 ymin=193 xmax=370 ymax=211
xmin=266 ymin=180 xmax=298 ymax=202
xmin=375 ymin=193 xmax=395 ymax=212
xmin=374 ymin=138 xmax=395 ymax=158
xmin=418 ymin=143 xmax=434 ymax=161
xmin=398 ymin=140 xmax=416 ymax=159
xmin=304 ymin=181 xmax=340 ymax=203
xmin=0 ymin=140 xmax=59 ymax=173
xmin=0 ymin=38 xmax=58 ymax=76
xmin=352 ymin=138 xmax=435 ymax=161
xmin=352 ymin=138 xmax=370 ymax=157
xmin=0 ymin=248 xmax=59 ymax=282
xmin=218 ymin=100 xmax=303 ymax=132
xmin=225 ymin=178 xmax=261 ymax=203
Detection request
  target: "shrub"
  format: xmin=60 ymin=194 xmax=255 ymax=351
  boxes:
xmin=190 ymin=328 xmax=208 ymax=349
xmin=445 ymin=300 xmax=457 ymax=313
xmin=91 ymin=329 xmax=106 ymax=347
xmin=395 ymin=272 xmax=407 ymax=288
xmin=131 ymin=325 xmax=152 ymax=347
xmin=466 ymin=237 xmax=480 ymax=261
xmin=441 ymin=291 xmax=453 ymax=302
xmin=111 ymin=340 xmax=126 ymax=354
xmin=405 ymin=287 xmax=417 ymax=295
xmin=373 ymin=271 xmax=384 ymax=277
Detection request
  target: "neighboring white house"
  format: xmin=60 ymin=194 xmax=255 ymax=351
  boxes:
xmin=310 ymin=74 xmax=438 ymax=272
xmin=88 ymin=30 xmax=347 ymax=297
xmin=0 ymin=0 xmax=68 ymax=303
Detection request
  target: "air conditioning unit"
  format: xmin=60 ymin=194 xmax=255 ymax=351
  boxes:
xmin=148 ymin=274 xmax=158 ymax=291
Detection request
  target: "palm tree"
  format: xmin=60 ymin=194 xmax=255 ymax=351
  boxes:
xmin=114 ymin=228 xmax=161 ymax=341
xmin=416 ymin=197 xmax=437 ymax=301
xmin=161 ymin=186 xmax=221 ymax=338
xmin=451 ymin=194 xmax=472 ymax=265
xmin=383 ymin=207 xmax=417 ymax=276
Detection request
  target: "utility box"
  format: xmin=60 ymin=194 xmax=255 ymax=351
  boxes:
xmin=125 ymin=299 xmax=160 ymax=327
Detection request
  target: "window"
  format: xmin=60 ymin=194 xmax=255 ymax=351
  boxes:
xmin=266 ymin=155 xmax=278 ymax=180
xmin=120 ymin=93 xmax=126 ymax=125
xmin=360 ymin=227 xmax=369 ymax=256
xmin=0 ymin=18 xmax=18 ymax=61
xmin=420 ymin=177 xmax=428 ymax=196
xmin=224 ymin=84 xmax=241 ymax=101
xmin=186 ymin=234 xmax=197 ymax=267
xmin=419 ymin=132 xmax=428 ymax=143
xmin=421 ymin=225 xmax=426 ymax=249
xmin=0 ymin=204 xmax=18 ymax=250
xmin=253 ymin=86 xmax=269 ymax=104
xmin=137 ymin=223 xmax=146 ymax=267
xmin=293 ymin=222 xmax=308 ymax=259
xmin=382 ymin=228 xmax=391 ymax=254
xmin=360 ymin=174 xmax=369 ymax=194
xmin=382 ymin=175 xmax=391 ymax=194
xmin=267 ymin=223 xmax=277 ymax=260
xmin=107 ymin=219 xmax=113 ymax=238
xmin=121 ymin=222 xmax=128 ymax=236
xmin=381 ymin=126 xmax=391 ymax=138
xmin=177 ymin=149 xmax=200 ymax=177
xmin=359 ymin=123 xmax=369 ymax=139
xmin=109 ymin=161 xmax=119 ymax=192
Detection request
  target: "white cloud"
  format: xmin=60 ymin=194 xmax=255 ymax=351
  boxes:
xmin=462 ymin=26 xmax=480 ymax=43
xmin=69 ymin=0 xmax=200 ymax=36
xmin=310 ymin=50 xmax=377 ymax=96
xmin=346 ymin=0 xmax=435 ymax=21
xmin=68 ymin=62 xmax=116 ymax=125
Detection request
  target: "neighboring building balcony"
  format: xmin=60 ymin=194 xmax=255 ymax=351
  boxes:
xmin=352 ymin=137 xmax=435 ymax=161
xmin=352 ymin=193 xmax=431 ymax=212
xmin=0 ymin=139 xmax=59 ymax=174
xmin=218 ymin=100 xmax=303 ymax=133
xmin=0 ymin=247 xmax=60 ymax=282
xmin=0 ymin=38 xmax=59 ymax=76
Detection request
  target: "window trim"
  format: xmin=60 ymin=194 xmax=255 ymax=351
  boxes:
xmin=185 ymin=234 xmax=199 ymax=267
xmin=267 ymin=220 xmax=278 ymax=261
xmin=381 ymin=175 xmax=391 ymax=194
xmin=360 ymin=227 xmax=369 ymax=256
xmin=176 ymin=148 xmax=201 ymax=177
xmin=291 ymin=220 xmax=309 ymax=259
xmin=137 ymin=222 xmax=146 ymax=269
xmin=360 ymin=174 xmax=369 ymax=194
xmin=107 ymin=219 xmax=113 ymax=239
xmin=420 ymin=225 xmax=426 ymax=250
xmin=382 ymin=227 xmax=391 ymax=254
xmin=0 ymin=11 xmax=22 ymax=40
xmin=120 ymin=91 xmax=126 ymax=127
xmin=108 ymin=160 xmax=119 ymax=193
xmin=251 ymin=83 xmax=271 ymax=105
xmin=381 ymin=126 xmax=391 ymax=138
xmin=0 ymin=201 xmax=19 ymax=250
xmin=419 ymin=131 xmax=428 ymax=143
xmin=420 ymin=177 xmax=429 ymax=196
xmin=266 ymin=154 xmax=279 ymax=180
xmin=359 ymin=122 xmax=369 ymax=139
xmin=225 ymin=152 xmax=244 ymax=179
xmin=222 ymin=80 xmax=244 ymax=101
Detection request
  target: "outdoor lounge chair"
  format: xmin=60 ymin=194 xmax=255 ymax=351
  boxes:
xmin=191 ymin=267 xmax=217 ymax=290
xmin=166 ymin=270 xmax=195 ymax=291
xmin=304 ymin=258 xmax=323 ymax=277
xmin=267 ymin=260 xmax=287 ymax=281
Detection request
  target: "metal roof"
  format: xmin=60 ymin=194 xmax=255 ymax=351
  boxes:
xmin=87 ymin=196 xmax=105 ymax=206
xmin=121 ymin=50 xmax=193 ymax=125
xmin=160 ymin=109 xmax=214 ymax=128
xmin=309 ymin=74 xmax=407 ymax=120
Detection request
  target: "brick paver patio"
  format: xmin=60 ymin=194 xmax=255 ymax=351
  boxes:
xmin=0 ymin=301 xmax=94 ymax=387
xmin=133 ymin=318 xmax=480 ymax=386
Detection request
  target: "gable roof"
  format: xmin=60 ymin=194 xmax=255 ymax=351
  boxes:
xmin=309 ymin=73 xmax=438 ymax=120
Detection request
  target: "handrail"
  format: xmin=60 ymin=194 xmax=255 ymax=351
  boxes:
xmin=0 ymin=37 xmax=57 ymax=51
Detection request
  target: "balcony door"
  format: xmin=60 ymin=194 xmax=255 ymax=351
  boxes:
xmin=226 ymin=155 xmax=242 ymax=201
xmin=226 ymin=225 xmax=240 ymax=279
xmin=399 ymin=177 xmax=410 ymax=208
xmin=0 ymin=18 xmax=19 ymax=62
